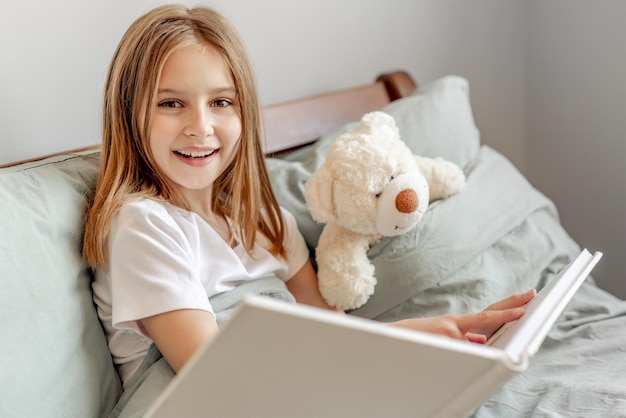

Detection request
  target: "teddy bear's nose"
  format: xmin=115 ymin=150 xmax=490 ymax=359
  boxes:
xmin=396 ymin=189 xmax=419 ymax=213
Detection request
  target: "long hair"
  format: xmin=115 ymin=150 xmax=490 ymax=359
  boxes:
xmin=83 ymin=5 xmax=285 ymax=269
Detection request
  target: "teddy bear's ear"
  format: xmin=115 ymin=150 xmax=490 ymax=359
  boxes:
xmin=304 ymin=167 xmax=335 ymax=224
xmin=361 ymin=111 xmax=396 ymax=129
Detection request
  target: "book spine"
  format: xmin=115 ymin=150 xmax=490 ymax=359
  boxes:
xmin=431 ymin=359 xmax=521 ymax=418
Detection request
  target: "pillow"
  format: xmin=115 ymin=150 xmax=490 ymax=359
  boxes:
xmin=382 ymin=75 xmax=480 ymax=165
xmin=266 ymin=75 xmax=480 ymax=253
xmin=0 ymin=151 xmax=122 ymax=418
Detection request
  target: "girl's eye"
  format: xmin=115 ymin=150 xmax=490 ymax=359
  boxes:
xmin=158 ymin=100 xmax=182 ymax=109
xmin=212 ymin=99 xmax=232 ymax=108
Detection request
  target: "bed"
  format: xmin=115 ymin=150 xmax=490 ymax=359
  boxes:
xmin=1 ymin=70 xmax=625 ymax=418
xmin=262 ymin=71 xmax=626 ymax=417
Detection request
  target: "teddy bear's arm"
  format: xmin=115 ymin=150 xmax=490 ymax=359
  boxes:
xmin=315 ymin=224 xmax=379 ymax=311
xmin=414 ymin=156 xmax=466 ymax=202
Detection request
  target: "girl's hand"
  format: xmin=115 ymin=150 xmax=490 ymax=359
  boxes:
xmin=390 ymin=289 xmax=536 ymax=343
xmin=468 ymin=288 xmax=536 ymax=339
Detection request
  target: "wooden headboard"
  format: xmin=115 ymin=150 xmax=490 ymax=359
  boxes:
xmin=262 ymin=70 xmax=417 ymax=154
xmin=1 ymin=71 xmax=417 ymax=168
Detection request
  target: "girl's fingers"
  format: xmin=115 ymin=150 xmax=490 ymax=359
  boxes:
xmin=465 ymin=332 xmax=487 ymax=344
xmin=456 ymin=307 xmax=526 ymax=334
xmin=468 ymin=290 xmax=535 ymax=338
xmin=485 ymin=289 xmax=536 ymax=311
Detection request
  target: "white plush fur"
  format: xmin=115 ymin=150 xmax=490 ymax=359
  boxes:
xmin=303 ymin=111 xmax=466 ymax=310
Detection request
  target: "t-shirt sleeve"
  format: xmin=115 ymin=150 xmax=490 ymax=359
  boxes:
xmin=281 ymin=207 xmax=310 ymax=280
xmin=108 ymin=201 xmax=213 ymax=333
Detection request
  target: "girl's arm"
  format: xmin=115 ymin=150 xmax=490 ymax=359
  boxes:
xmin=287 ymin=259 xmax=343 ymax=312
xmin=288 ymin=259 xmax=535 ymax=342
xmin=139 ymin=259 xmax=327 ymax=374
xmin=139 ymin=309 xmax=219 ymax=373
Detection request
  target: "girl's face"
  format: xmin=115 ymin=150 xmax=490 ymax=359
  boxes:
xmin=150 ymin=43 xmax=242 ymax=207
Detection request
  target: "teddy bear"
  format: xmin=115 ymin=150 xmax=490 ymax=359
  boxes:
xmin=303 ymin=111 xmax=466 ymax=310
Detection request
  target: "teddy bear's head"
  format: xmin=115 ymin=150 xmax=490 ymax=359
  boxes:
xmin=304 ymin=111 xmax=429 ymax=238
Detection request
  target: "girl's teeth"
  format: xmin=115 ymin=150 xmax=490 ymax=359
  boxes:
xmin=177 ymin=149 xmax=216 ymax=158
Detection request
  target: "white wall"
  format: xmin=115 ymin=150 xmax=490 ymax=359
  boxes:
xmin=527 ymin=0 xmax=626 ymax=298
xmin=1 ymin=1 xmax=623 ymax=297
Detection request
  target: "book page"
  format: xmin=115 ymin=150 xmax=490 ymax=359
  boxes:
xmin=486 ymin=249 xmax=602 ymax=364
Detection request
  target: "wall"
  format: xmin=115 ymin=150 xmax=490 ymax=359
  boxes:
xmin=527 ymin=0 xmax=626 ymax=298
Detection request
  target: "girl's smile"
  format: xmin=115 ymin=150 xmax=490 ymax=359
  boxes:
xmin=173 ymin=147 xmax=220 ymax=166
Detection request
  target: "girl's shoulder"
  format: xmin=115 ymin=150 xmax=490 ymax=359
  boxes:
xmin=118 ymin=196 xmax=170 ymax=218
xmin=114 ymin=197 xmax=188 ymax=232
xmin=278 ymin=206 xmax=299 ymax=229
xmin=277 ymin=205 xmax=294 ymax=220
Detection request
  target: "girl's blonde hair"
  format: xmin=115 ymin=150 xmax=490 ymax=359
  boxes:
xmin=83 ymin=4 xmax=285 ymax=269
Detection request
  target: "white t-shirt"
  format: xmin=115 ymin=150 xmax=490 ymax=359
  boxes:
xmin=91 ymin=198 xmax=309 ymax=387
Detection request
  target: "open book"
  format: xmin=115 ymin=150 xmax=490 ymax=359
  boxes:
xmin=145 ymin=249 xmax=602 ymax=418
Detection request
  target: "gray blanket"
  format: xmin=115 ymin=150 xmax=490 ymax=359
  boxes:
xmin=477 ymin=282 xmax=626 ymax=417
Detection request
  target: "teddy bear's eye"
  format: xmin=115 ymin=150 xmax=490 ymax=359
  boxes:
xmin=375 ymin=174 xmax=397 ymax=198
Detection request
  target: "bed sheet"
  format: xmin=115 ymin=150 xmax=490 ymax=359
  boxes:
xmin=477 ymin=281 xmax=626 ymax=417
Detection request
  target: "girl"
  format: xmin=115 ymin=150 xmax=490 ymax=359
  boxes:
xmin=83 ymin=4 xmax=534 ymax=389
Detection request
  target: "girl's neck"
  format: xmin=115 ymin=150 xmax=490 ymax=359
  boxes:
xmin=182 ymin=194 xmax=235 ymax=246
xmin=173 ymin=186 xmax=214 ymax=218
xmin=203 ymin=211 xmax=233 ymax=244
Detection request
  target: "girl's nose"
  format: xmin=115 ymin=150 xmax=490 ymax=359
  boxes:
xmin=185 ymin=108 xmax=214 ymax=138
